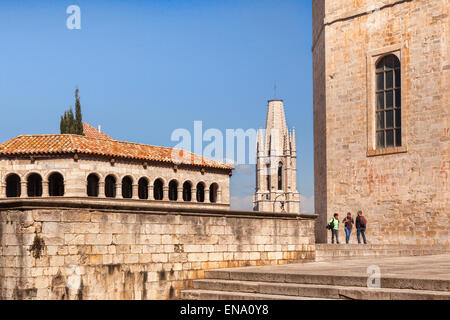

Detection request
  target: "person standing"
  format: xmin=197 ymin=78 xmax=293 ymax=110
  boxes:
xmin=342 ymin=212 xmax=354 ymax=244
xmin=328 ymin=213 xmax=340 ymax=244
xmin=355 ymin=210 xmax=367 ymax=244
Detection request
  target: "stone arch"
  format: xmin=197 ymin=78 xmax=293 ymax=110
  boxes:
xmin=168 ymin=179 xmax=179 ymax=201
xmin=121 ymin=176 xmax=133 ymax=199
xmin=196 ymin=182 xmax=205 ymax=203
xmin=5 ymin=173 xmax=21 ymax=198
xmin=209 ymin=183 xmax=219 ymax=203
xmin=138 ymin=177 xmax=149 ymax=200
xmin=48 ymin=172 xmax=65 ymax=197
xmin=105 ymin=174 xmax=117 ymax=198
xmin=182 ymin=181 xmax=192 ymax=202
xmin=27 ymin=173 xmax=43 ymax=197
xmin=153 ymin=178 xmax=164 ymax=200
xmin=87 ymin=173 xmax=100 ymax=197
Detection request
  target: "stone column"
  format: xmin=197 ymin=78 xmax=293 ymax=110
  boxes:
xmin=132 ymin=184 xmax=139 ymax=199
xmin=205 ymin=188 xmax=210 ymax=203
xmin=177 ymin=187 xmax=183 ymax=202
xmin=192 ymin=188 xmax=197 ymax=202
xmin=21 ymin=181 xmax=27 ymax=198
xmin=163 ymin=186 xmax=169 ymax=201
xmin=217 ymin=190 xmax=222 ymax=203
xmin=99 ymin=181 xmax=105 ymax=198
xmin=42 ymin=181 xmax=49 ymax=197
xmin=149 ymin=185 xmax=154 ymax=200
xmin=116 ymin=183 xmax=122 ymax=199
xmin=0 ymin=183 xmax=4 ymax=198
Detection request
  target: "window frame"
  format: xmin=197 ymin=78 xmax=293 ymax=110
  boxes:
xmin=366 ymin=45 xmax=407 ymax=157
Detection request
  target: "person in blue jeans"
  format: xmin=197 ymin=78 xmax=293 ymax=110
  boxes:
xmin=342 ymin=212 xmax=354 ymax=244
xmin=355 ymin=210 xmax=368 ymax=244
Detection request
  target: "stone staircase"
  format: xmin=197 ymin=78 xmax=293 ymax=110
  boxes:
xmin=181 ymin=254 xmax=450 ymax=300
xmin=315 ymin=244 xmax=450 ymax=261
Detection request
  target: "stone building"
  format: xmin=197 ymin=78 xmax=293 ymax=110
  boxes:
xmin=0 ymin=124 xmax=318 ymax=300
xmin=0 ymin=124 xmax=232 ymax=209
xmin=254 ymin=100 xmax=300 ymax=213
xmin=313 ymin=0 xmax=449 ymax=244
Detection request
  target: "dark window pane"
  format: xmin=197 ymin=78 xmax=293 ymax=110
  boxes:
xmin=386 ymin=130 xmax=394 ymax=147
xmin=395 ymin=109 xmax=401 ymax=128
xmin=386 ymin=110 xmax=394 ymax=128
xmin=385 ymin=55 xmax=394 ymax=68
xmin=395 ymin=89 xmax=401 ymax=107
xmin=377 ymin=131 xmax=385 ymax=149
xmin=395 ymin=69 xmax=401 ymax=88
xmin=386 ymin=70 xmax=393 ymax=89
xmin=386 ymin=90 xmax=393 ymax=108
xmin=395 ymin=129 xmax=402 ymax=146
xmin=393 ymin=56 xmax=400 ymax=68
xmin=377 ymin=92 xmax=384 ymax=110
xmin=376 ymin=112 xmax=385 ymax=129
xmin=376 ymin=73 xmax=384 ymax=90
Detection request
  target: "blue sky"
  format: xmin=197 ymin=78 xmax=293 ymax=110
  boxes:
xmin=0 ymin=0 xmax=314 ymax=212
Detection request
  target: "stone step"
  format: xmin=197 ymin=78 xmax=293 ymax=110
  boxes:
xmin=181 ymin=289 xmax=333 ymax=300
xmin=204 ymin=270 xmax=450 ymax=292
xmin=191 ymin=279 xmax=450 ymax=300
xmin=315 ymin=249 xmax=449 ymax=261
xmin=314 ymin=244 xmax=450 ymax=261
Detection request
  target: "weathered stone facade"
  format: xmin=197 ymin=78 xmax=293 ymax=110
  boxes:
xmin=313 ymin=0 xmax=449 ymax=244
xmin=0 ymin=200 xmax=316 ymax=300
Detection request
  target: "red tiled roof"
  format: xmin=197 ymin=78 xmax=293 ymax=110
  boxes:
xmin=82 ymin=123 xmax=114 ymax=140
xmin=0 ymin=134 xmax=233 ymax=170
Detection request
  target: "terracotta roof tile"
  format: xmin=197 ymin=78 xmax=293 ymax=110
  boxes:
xmin=82 ymin=123 xmax=114 ymax=140
xmin=0 ymin=134 xmax=233 ymax=170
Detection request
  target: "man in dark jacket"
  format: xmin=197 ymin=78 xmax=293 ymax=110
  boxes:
xmin=355 ymin=210 xmax=367 ymax=244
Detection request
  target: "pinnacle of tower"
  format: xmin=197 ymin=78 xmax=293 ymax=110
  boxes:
xmin=264 ymin=100 xmax=289 ymax=156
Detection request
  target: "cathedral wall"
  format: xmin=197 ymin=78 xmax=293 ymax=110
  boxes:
xmin=0 ymin=202 xmax=316 ymax=300
xmin=313 ymin=0 xmax=449 ymax=244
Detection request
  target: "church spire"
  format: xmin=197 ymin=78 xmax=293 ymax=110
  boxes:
xmin=254 ymin=99 xmax=300 ymax=214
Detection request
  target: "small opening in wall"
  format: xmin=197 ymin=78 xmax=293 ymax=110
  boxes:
xmin=138 ymin=178 xmax=148 ymax=200
xmin=122 ymin=176 xmax=133 ymax=199
xmin=183 ymin=181 xmax=192 ymax=202
xmin=27 ymin=173 xmax=42 ymax=197
xmin=48 ymin=172 xmax=64 ymax=197
xmin=153 ymin=179 xmax=164 ymax=200
xmin=87 ymin=174 xmax=99 ymax=197
xmin=105 ymin=175 xmax=116 ymax=198
xmin=6 ymin=174 xmax=21 ymax=198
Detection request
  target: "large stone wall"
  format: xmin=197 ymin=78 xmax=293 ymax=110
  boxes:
xmin=313 ymin=0 xmax=449 ymax=244
xmin=0 ymin=199 xmax=316 ymax=300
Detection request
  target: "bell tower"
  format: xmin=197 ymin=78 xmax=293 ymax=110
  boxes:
xmin=254 ymin=99 xmax=300 ymax=213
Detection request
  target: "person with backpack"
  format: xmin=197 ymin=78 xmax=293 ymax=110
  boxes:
xmin=328 ymin=213 xmax=340 ymax=244
xmin=342 ymin=212 xmax=354 ymax=244
xmin=355 ymin=210 xmax=367 ymax=244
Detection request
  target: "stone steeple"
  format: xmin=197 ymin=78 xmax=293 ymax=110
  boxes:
xmin=254 ymin=100 xmax=300 ymax=213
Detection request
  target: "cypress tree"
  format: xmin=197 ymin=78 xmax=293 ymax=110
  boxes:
xmin=74 ymin=87 xmax=83 ymax=135
xmin=59 ymin=87 xmax=84 ymax=135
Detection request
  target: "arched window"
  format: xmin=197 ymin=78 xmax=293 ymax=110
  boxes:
xmin=266 ymin=164 xmax=271 ymax=191
xmin=376 ymin=54 xmax=401 ymax=149
xmin=278 ymin=162 xmax=283 ymax=190
xmin=153 ymin=179 xmax=164 ymax=200
xmin=209 ymin=183 xmax=218 ymax=203
xmin=138 ymin=178 xmax=149 ymax=200
xmin=48 ymin=172 xmax=64 ymax=197
xmin=183 ymin=181 xmax=192 ymax=202
xmin=6 ymin=174 xmax=21 ymax=198
xmin=122 ymin=176 xmax=133 ymax=199
xmin=196 ymin=182 xmax=205 ymax=203
xmin=169 ymin=180 xmax=178 ymax=201
xmin=87 ymin=174 xmax=99 ymax=197
xmin=27 ymin=173 xmax=42 ymax=197
xmin=105 ymin=175 xmax=116 ymax=198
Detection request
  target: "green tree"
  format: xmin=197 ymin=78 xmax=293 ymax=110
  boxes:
xmin=60 ymin=88 xmax=84 ymax=135
xmin=74 ymin=87 xmax=83 ymax=134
